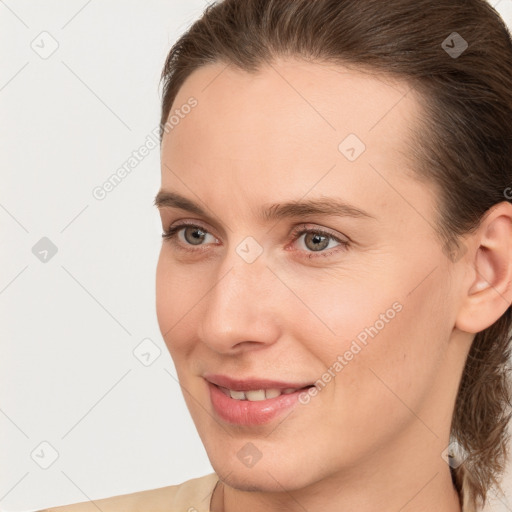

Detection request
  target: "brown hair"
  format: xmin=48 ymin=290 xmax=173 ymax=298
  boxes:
xmin=158 ymin=0 xmax=512 ymax=509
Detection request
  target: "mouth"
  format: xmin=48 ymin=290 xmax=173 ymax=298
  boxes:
xmin=204 ymin=374 xmax=316 ymax=426
xmin=216 ymin=385 xmax=313 ymax=401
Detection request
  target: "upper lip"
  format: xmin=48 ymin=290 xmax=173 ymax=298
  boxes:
xmin=204 ymin=374 xmax=314 ymax=391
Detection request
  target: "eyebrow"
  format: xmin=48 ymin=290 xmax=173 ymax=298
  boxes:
xmin=153 ymin=190 xmax=375 ymax=223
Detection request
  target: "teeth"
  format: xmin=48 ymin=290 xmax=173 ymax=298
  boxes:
xmin=225 ymin=387 xmax=301 ymax=401
xmin=244 ymin=390 xmax=266 ymax=401
xmin=229 ymin=390 xmax=246 ymax=400
xmin=265 ymin=388 xmax=281 ymax=399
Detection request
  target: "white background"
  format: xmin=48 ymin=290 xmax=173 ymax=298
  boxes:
xmin=1 ymin=1 xmax=511 ymax=511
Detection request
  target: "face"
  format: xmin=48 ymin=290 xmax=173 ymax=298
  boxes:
xmin=155 ymin=58 xmax=465 ymax=493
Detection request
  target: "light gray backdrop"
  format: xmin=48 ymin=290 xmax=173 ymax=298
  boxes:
xmin=1 ymin=1 xmax=511 ymax=511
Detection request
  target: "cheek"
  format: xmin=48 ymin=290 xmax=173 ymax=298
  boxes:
xmin=156 ymin=253 xmax=194 ymax=321
xmin=155 ymin=253 xmax=189 ymax=350
xmin=155 ymin=252 xmax=215 ymax=364
xmin=282 ymin=266 xmax=402 ymax=351
xmin=327 ymin=277 xmax=450 ymax=433
xmin=297 ymin=263 xmax=450 ymax=417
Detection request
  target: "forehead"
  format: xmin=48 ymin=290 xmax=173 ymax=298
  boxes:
xmin=163 ymin=58 xmax=420 ymax=171
xmin=160 ymin=58 xmax=432 ymax=228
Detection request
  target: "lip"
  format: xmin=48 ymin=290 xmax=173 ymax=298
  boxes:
xmin=204 ymin=374 xmax=313 ymax=392
xmin=207 ymin=382 xmax=312 ymax=425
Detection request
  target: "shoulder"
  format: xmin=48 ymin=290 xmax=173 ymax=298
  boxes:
xmin=38 ymin=473 xmax=219 ymax=512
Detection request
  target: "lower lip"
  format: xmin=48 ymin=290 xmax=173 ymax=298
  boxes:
xmin=208 ymin=381 xmax=309 ymax=426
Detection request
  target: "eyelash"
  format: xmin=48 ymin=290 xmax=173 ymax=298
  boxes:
xmin=161 ymin=221 xmax=350 ymax=259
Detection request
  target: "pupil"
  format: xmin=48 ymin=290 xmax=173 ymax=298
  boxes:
xmin=307 ymin=233 xmax=328 ymax=251
xmin=186 ymin=227 xmax=205 ymax=245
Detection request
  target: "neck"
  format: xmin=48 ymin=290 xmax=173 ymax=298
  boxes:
xmin=213 ymin=469 xmax=461 ymax=512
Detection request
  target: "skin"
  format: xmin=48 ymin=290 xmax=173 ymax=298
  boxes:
xmin=155 ymin=58 xmax=512 ymax=512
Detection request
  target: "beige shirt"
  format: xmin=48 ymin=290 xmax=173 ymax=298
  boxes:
xmin=39 ymin=473 xmax=220 ymax=512
xmin=38 ymin=472 xmax=496 ymax=512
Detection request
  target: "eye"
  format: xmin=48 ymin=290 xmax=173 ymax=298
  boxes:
xmin=288 ymin=224 xmax=350 ymax=259
xmin=161 ymin=222 xmax=218 ymax=252
xmin=161 ymin=221 xmax=350 ymax=259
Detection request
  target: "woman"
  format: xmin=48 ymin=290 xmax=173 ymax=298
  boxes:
xmin=42 ymin=0 xmax=512 ymax=511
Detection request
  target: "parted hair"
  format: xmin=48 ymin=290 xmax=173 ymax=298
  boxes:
xmin=158 ymin=1 xmax=512 ymax=509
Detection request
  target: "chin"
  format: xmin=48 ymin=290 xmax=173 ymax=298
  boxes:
xmin=211 ymin=459 xmax=318 ymax=493
xmin=218 ymin=471 xmax=287 ymax=493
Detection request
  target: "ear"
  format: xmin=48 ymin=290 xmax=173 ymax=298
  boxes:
xmin=455 ymin=201 xmax=512 ymax=334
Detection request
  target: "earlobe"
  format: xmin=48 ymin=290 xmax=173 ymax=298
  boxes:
xmin=455 ymin=202 xmax=512 ymax=334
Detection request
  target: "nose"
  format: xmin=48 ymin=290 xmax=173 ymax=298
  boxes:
xmin=198 ymin=246 xmax=282 ymax=354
